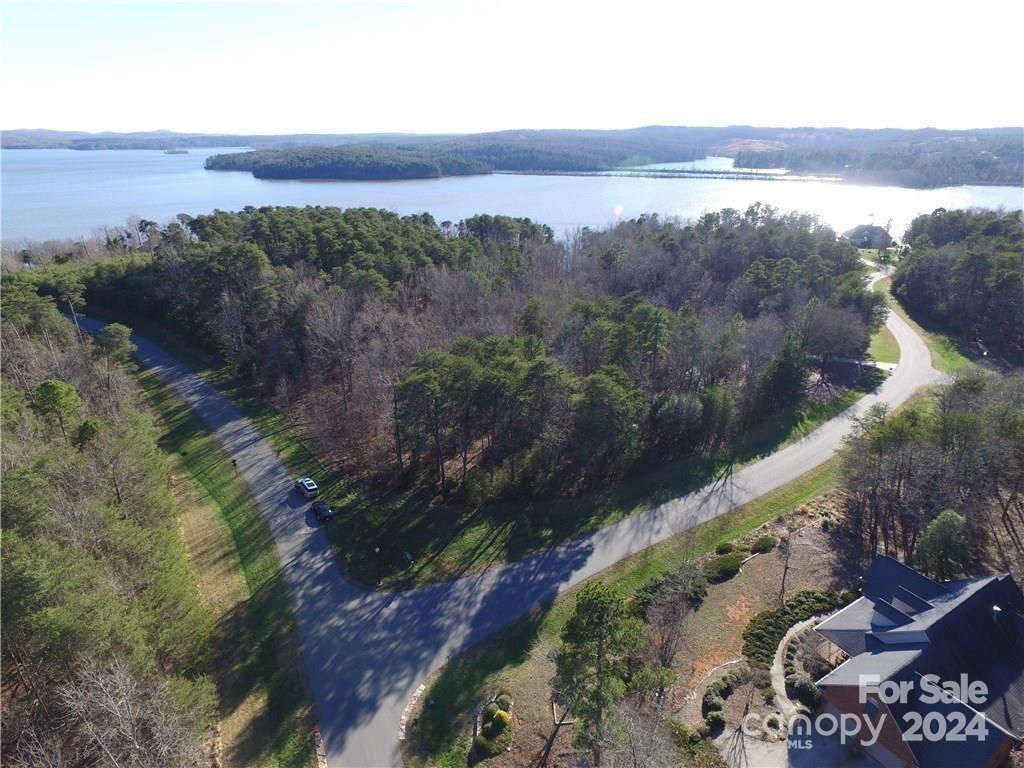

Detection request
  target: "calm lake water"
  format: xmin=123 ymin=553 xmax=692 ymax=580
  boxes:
xmin=2 ymin=148 xmax=1021 ymax=244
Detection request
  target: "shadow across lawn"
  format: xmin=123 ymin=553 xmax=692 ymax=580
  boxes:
xmin=410 ymin=606 xmax=549 ymax=762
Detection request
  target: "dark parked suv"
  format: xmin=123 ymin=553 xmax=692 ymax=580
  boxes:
xmin=311 ymin=500 xmax=333 ymax=522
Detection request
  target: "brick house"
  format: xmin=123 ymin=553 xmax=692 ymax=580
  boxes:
xmin=811 ymin=556 xmax=1024 ymax=768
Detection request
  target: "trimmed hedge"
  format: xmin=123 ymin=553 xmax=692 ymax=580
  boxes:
xmin=742 ymin=591 xmax=845 ymax=667
xmin=703 ymin=553 xmax=743 ymax=583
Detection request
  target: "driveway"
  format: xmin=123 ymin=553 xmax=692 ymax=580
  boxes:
xmin=77 ymin=274 xmax=943 ymax=768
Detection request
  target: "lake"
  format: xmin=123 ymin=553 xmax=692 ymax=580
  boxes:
xmin=2 ymin=148 xmax=1021 ymax=244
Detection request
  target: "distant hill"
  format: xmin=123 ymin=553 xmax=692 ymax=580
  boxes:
xmin=0 ymin=128 xmax=457 ymax=150
xmin=5 ymin=125 xmax=1022 ymax=187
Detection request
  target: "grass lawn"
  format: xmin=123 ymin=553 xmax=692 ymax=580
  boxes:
xmin=140 ymin=368 xmax=316 ymax=768
xmin=867 ymin=269 xmax=901 ymax=365
xmin=875 ymin=277 xmax=977 ymax=375
xmin=869 ymin=325 xmax=900 ymax=364
xmin=858 ymin=247 xmax=899 ymax=270
xmin=92 ymin=306 xmax=881 ymax=589
xmin=404 ymin=457 xmax=843 ymax=767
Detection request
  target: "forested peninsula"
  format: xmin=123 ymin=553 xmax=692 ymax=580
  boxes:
xmin=198 ymin=126 xmax=1024 ymax=185
xmin=204 ymin=145 xmax=491 ymax=180
xmin=203 ymin=129 xmax=708 ymax=180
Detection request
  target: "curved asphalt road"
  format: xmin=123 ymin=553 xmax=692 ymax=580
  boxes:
xmin=79 ymin=273 xmax=944 ymax=768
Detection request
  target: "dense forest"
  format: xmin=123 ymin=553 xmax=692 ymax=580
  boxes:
xmin=1 ymin=283 xmax=215 ymax=765
xmin=16 ymin=204 xmax=885 ymax=505
xmin=892 ymin=208 xmax=1023 ymax=362
xmin=840 ymin=372 xmax=1024 ymax=574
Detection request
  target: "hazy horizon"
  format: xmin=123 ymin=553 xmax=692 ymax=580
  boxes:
xmin=5 ymin=123 xmax=1024 ymax=136
xmin=4 ymin=0 xmax=1024 ymax=135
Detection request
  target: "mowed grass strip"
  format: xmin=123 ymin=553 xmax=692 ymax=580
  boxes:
xmin=869 ymin=325 xmax=900 ymax=364
xmin=868 ymin=271 xmax=901 ymax=365
xmin=139 ymin=368 xmax=316 ymax=768
xmin=407 ymin=456 xmax=842 ymax=765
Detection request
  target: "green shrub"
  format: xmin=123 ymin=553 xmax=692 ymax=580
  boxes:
xmin=483 ymin=702 xmax=499 ymax=721
xmin=702 ymin=693 xmax=725 ymax=714
xmin=495 ymin=693 xmax=513 ymax=712
xmin=715 ymin=542 xmax=734 ymax=555
xmin=752 ymin=536 xmax=777 ymax=554
xmin=473 ymin=733 xmax=497 ymax=756
xmin=705 ymin=710 xmax=727 ymax=731
xmin=703 ymin=553 xmax=743 ymax=583
xmin=492 ymin=709 xmax=511 ymax=730
xmin=705 ymin=678 xmax=732 ymax=699
xmin=840 ymin=588 xmax=861 ymax=604
xmin=742 ymin=590 xmax=845 ymax=667
xmin=667 ymin=718 xmax=704 ymax=754
xmin=790 ymin=674 xmax=822 ymax=709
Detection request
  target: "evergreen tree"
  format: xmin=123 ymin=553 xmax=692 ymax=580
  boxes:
xmin=553 ymin=582 xmax=643 ymax=766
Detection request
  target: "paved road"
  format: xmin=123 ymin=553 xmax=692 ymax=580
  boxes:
xmin=78 ymin=275 xmax=943 ymax=768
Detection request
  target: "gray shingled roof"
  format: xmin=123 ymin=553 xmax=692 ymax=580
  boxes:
xmin=812 ymin=555 xmax=1024 ymax=763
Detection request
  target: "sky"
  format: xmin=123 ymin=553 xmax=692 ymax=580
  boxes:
xmin=3 ymin=0 xmax=1023 ymax=135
